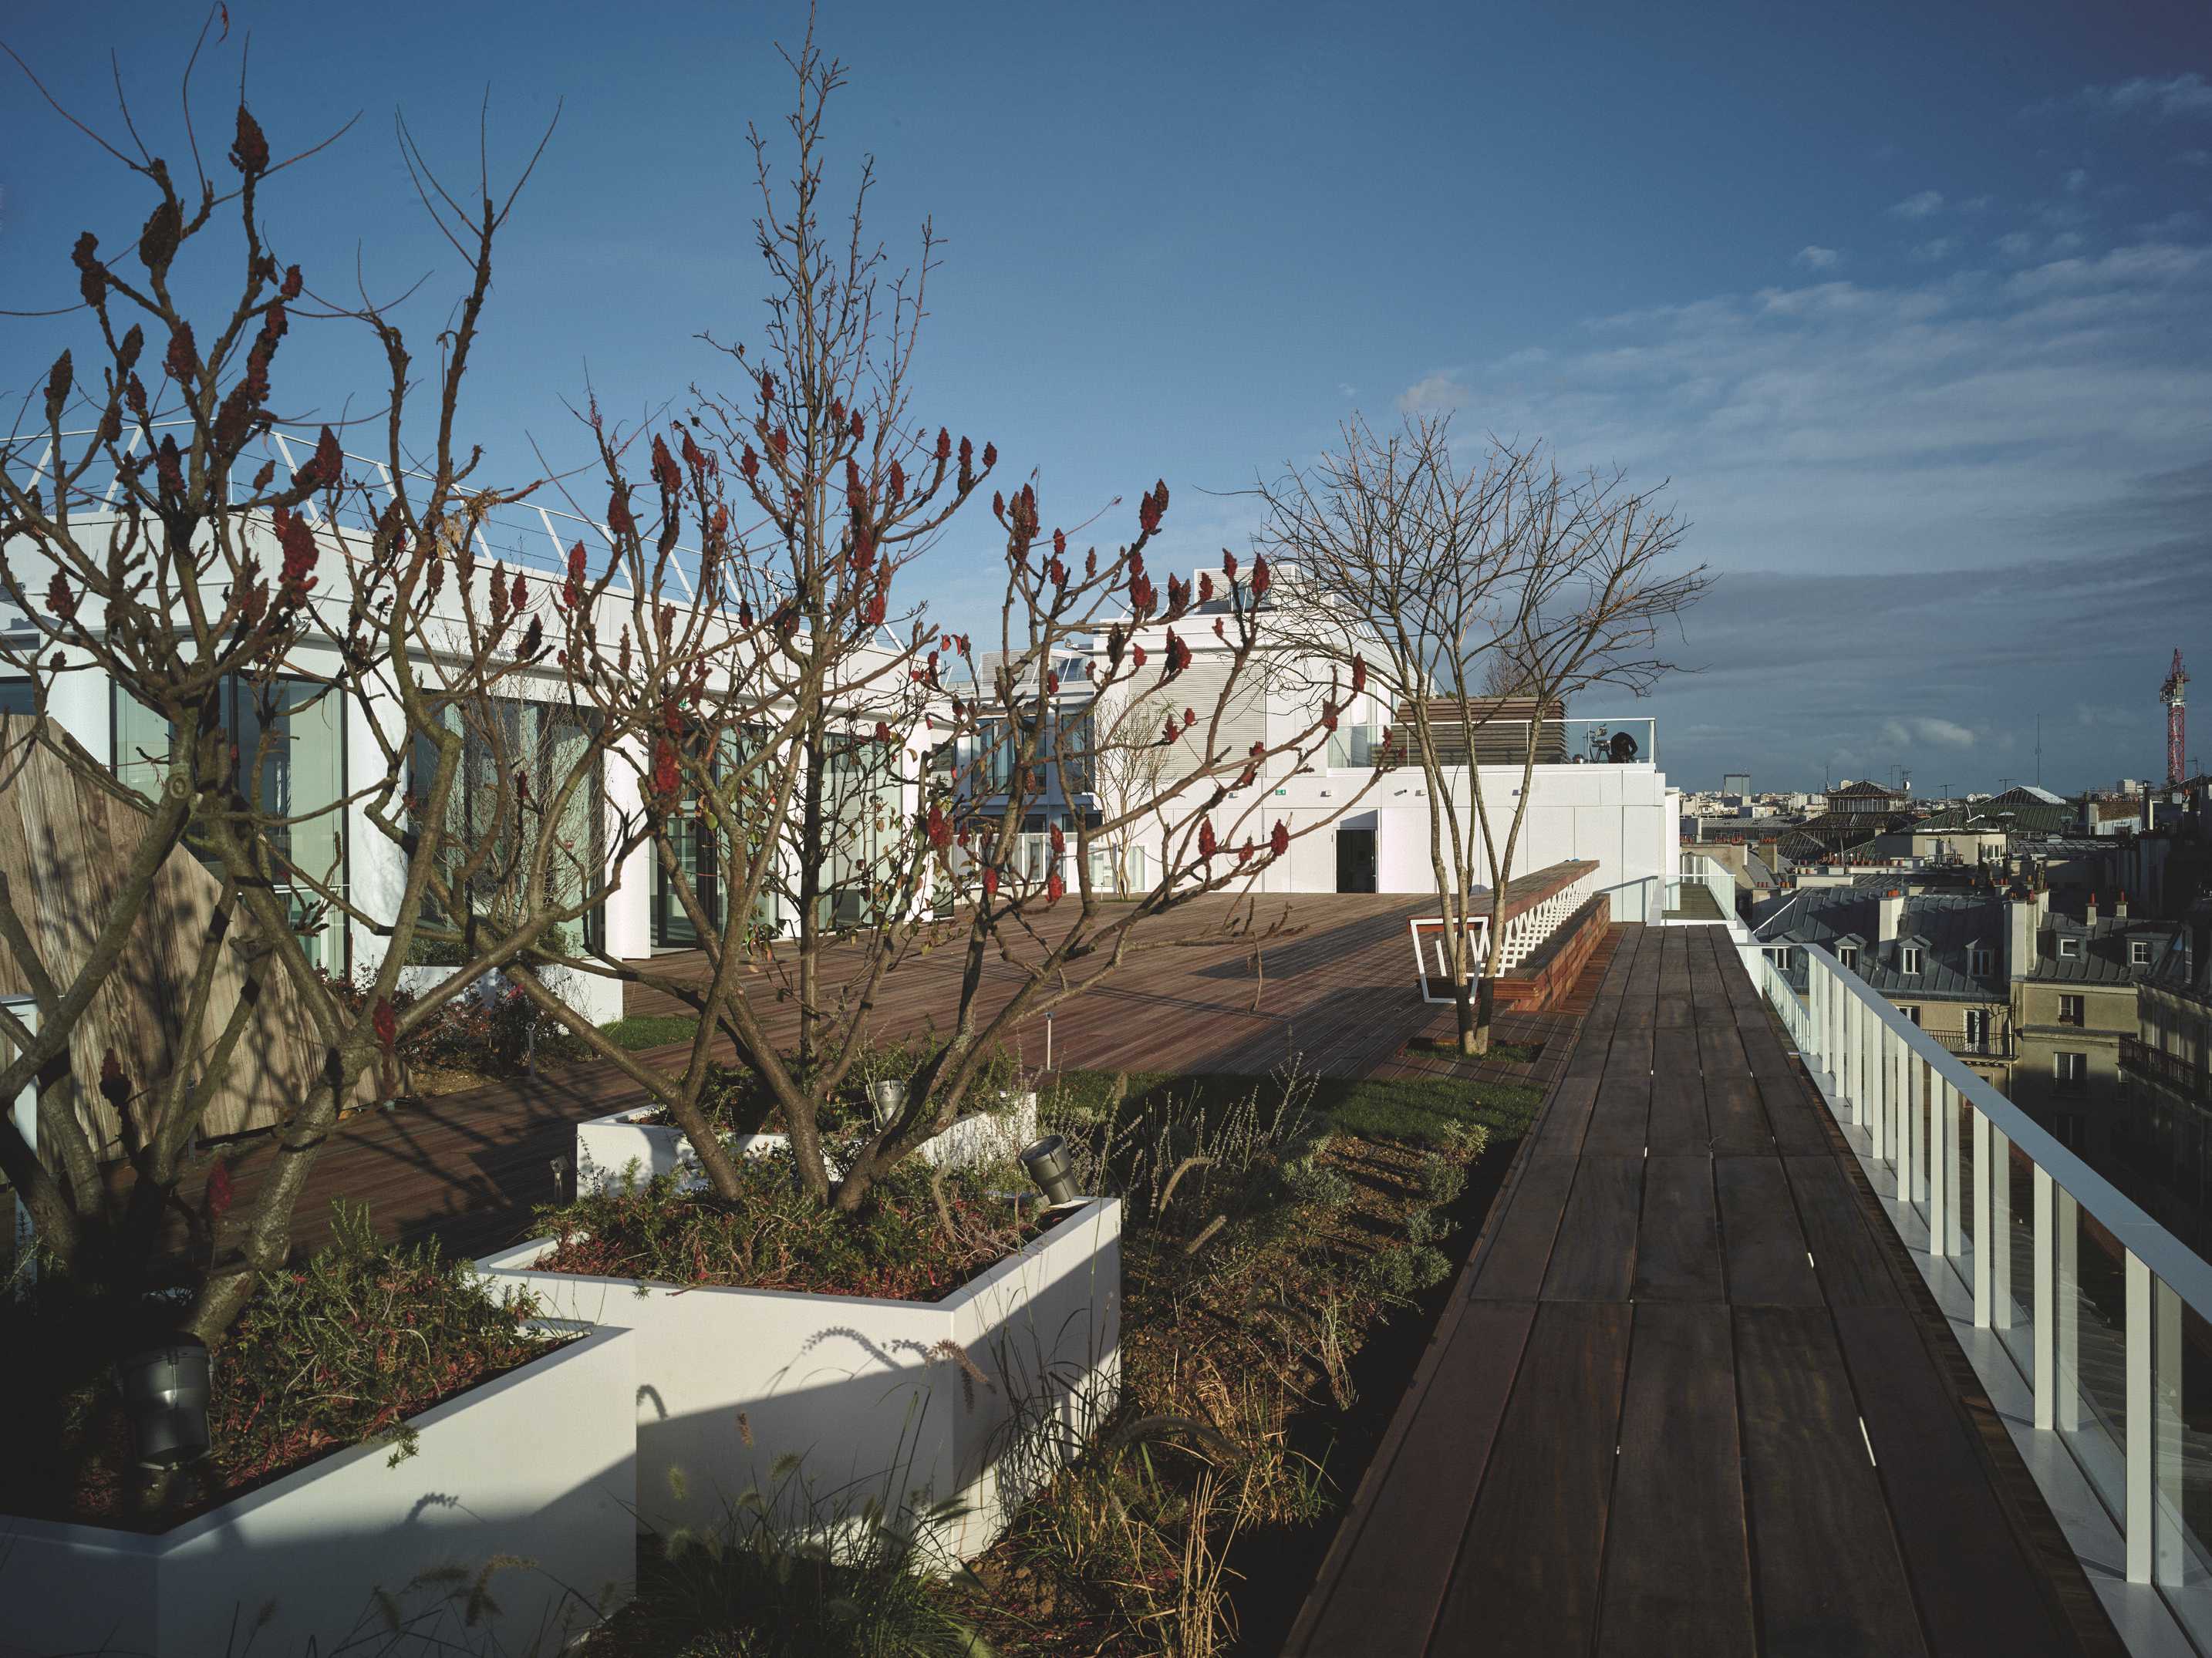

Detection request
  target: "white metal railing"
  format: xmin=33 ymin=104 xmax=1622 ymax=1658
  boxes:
xmin=1496 ymin=865 xmax=1597 ymax=971
xmin=1666 ymin=850 xmax=1748 ymax=939
xmin=1752 ymin=939 xmax=2212 ymax=1644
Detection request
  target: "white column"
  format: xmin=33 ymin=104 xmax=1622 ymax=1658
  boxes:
xmin=2033 ymin=1167 xmax=2055 ymax=1431
xmin=2127 ymin=1250 xmax=2153 ymax=1583
xmin=1974 ymin=1110 xmax=1994 ymax=1328
xmin=1991 ymin=1127 xmax=2014 ymax=1330
xmin=2056 ymin=1186 xmax=2079 ymax=1434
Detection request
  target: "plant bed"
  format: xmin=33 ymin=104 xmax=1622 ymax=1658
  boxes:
xmin=476 ymin=1159 xmax=1121 ymax=1561
xmin=0 ymin=1213 xmax=639 ymax=1656
xmin=929 ymin=1107 xmax=1525 ymax=1656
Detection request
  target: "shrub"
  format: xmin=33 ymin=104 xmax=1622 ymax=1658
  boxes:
xmin=0 ymin=1202 xmax=561 ymax=1528
xmin=1364 ymin=1242 xmax=1452 ymax=1298
xmin=1420 ymin=1152 xmax=1469 ymax=1208
xmin=1404 ymin=1207 xmax=1456 ymax=1249
xmin=1284 ymin=1154 xmax=1355 ymax=1212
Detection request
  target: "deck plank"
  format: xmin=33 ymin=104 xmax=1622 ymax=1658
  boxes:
xmin=1735 ymin=1305 xmax=1930 ymax=1657
xmin=1835 ymin=1305 xmax=2083 ymax=1658
xmin=1540 ymin=1154 xmax=1643 ymax=1302
xmin=1646 ymin=1026 xmax=1709 ymax=1153
xmin=1291 ymin=1300 xmax=1537 ymax=1657
xmin=1471 ymin=1154 xmax=1580 ymax=1301
xmin=1596 ymin=1302 xmax=1755 ymax=1656
xmin=1632 ymin=1154 xmax=1724 ymax=1302
xmin=1428 ymin=1302 xmax=1632 ymax=1657
xmin=1714 ymin=1155 xmax=1823 ymax=1307
xmin=1786 ymin=1153 xmax=1905 ymax=1308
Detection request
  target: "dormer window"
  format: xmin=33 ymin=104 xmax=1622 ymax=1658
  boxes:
xmin=1838 ymin=944 xmax=1860 ymax=971
xmin=1900 ymin=945 xmax=1924 ymax=976
xmin=1969 ymin=945 xmax=1994 ymax=977
xmin=2058 ymin=937 xmax=2081 ymax=960
xmin=2131 ymin=939 xmax=2153 ymax=967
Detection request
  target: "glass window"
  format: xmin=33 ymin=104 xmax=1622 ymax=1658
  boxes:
xmin=2056 ymin=1051 xmax=2088 ymax=1090
xmin=0 ymin=679 xmax=35 ymax=718
xmin=410 ymin=695 xmax=603 ymax=959
xmin=1838 ymin=945 xmax=1859 ymax=971
xmin=1970 ymin=946 xmax=1994 ymax=977
xmin=2059 ymin=994 xmax=2085 ymax=1026
xmin=1902 ymin=1004 xmax=1921 ymax=1026
xmin=2131 ymin=939 xmax=2153 ymax=967
xmin=2059 ymin=937 xmax=2081 ymax=959
xmin=1901 ymin=945 xmax=1924 ymax=976
xmin=113 ymin=676 xmax=347 ymax=968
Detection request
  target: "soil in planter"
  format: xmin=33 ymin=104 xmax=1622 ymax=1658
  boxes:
xmin=531 ymin=1147 xmax=1044 ymax=1302
xmin=0 ymin=1202 xmax=568 ymax=1532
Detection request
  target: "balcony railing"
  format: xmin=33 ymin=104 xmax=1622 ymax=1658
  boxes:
xmin=1664 ymin=850 xmax=1745 ymax=934
xmin=2123 ymin=1036 xmax=2210 ymax=1101
xmin=1753 ymin=940 xmax=2212 ymax=1647
xmin=1928 ymin=1028 xmax=2018 ymax=1062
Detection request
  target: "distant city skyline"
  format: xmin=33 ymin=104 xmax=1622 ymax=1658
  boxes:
xmin=3 ymin=1 xmax=2208 ymax=790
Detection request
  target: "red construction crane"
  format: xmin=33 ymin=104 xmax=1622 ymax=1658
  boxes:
xmin=2163 ymin=649 xmax=2189 ymax=788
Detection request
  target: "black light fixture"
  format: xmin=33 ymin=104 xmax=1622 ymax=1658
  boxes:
xmin=1019 ymin=1134 xmax=1078 ymax=1206
xmin=116 ymin=1336 xmax=211 ymax=1468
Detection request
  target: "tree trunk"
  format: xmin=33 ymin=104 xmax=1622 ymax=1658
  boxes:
xmin=1472 ymin=973 xmax=1495 ymax=1056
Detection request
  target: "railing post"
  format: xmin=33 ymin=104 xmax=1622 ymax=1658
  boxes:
xmin=1939 ymin=1076 xmax=1961 ymax=1259
xmin=1991 ymin=1127 xmax=2014 ymax=1331
xmin=2033 ymin=1166 xmax=2055 ymax=1431
xmin=2055 ymin=1186 xmax=2079 ymax=1434
xmin=1893 ymin=1034 xmax=1910 ymax=1202
xmin=1925 ymin=1063 xmax=1944 ymax=1252
xmin=2127 ymin=1249 xmax=2152 ymax=1583
xmin=1974 ymin=1109 xmax=1994 ymax=1328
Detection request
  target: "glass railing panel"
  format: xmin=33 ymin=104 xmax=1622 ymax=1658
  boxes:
xmin=2156 ymin=1295 xmax=2212 ymax=1639
xmin=2058 ymin=1192 xmax=2132 ymax=1522
xmin=1995 ymin=1132 xmax=2032 ymax=1376
xmin=1948 ymin=1097 xmax=1978 ymax=1302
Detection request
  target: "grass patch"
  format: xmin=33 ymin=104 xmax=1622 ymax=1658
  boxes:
xmin=1048 ymin=1067 xmax=1544 ymax=1151
xmin=1404 ymin=1033 xmax=1545 ymax=1067
xmin=596 ymin=1013 xmax=700 ymax=1051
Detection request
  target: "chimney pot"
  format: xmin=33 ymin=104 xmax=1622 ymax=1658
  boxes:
xmin=2086 ymin=891 xmax=2099 ymax=927
xmin=2116 ymin=890 xmax=2129 ymax=920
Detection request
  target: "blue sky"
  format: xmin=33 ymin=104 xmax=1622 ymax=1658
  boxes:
xmin=4 ymin=0 xmax=2210 ymax=791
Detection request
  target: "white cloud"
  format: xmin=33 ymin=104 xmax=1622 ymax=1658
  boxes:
xmin=1912 ymin=237 xmax=1962 ymax=262
xmin=1793 ymin=244 xmax=1841 ymax=271
xmin=2062 ymin=167 xmax=2091 ymax=195
xmin=1960 ymin=194 xmax=1995 ymax=214
xmin=2065 ymin=72 xmax=2212 ymax=122
xmin=1880 ymin=717 xmax=1976 ymax=750
xmin=1890 ymin=190 xmax=1946 ymax=219
xmin=1995 ymin=231 xmax=2035 ymax=259
xmin=2048 ymin=231 xmax=2085 ymax=255
xmin=1394 ymin=371 xmax=1469 ymax=414
xmin=1336 ymin=382 xmax=1358 ymax=400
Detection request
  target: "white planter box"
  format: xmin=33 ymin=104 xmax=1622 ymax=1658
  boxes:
xmin=0 ymin=1327 xmax=637 ymax=1658
xmin=395 ymin=962 xmax=625 ymax=1027
xmin=575 ymin=1092 xmax=1040 ymax=1197
xmin=477 ymin=1197 xmax=1120 ymax=1563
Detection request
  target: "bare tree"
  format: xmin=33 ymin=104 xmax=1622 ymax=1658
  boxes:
xmin=514 ymin=29 xmax=1365 ymax=1212
xmin=0 ymin=27 xmax=621 ymax=1348
xmin=1259 ymin=413 xmax=1706 ymax=1054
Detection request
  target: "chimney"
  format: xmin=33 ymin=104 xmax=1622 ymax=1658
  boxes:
xmin=2008 ymin=883 xmax=2037 ymax=982
xmin=2086 ymin=891 xmax=2099 ymax=928
xmin=2116 ymin=890 xmax=2129 ymax=921
xmin=1877 ymin=889 xmax=1904 ymax=945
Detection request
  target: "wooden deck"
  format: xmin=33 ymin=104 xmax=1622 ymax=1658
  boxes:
xmin=187 ymin=891 xmax=1586 ymax=1261
xmin=1286 ymin=923 xmax=2126 ymax=1658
